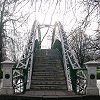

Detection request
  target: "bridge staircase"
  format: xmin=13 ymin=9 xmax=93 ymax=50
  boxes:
xmin=31 ymin=49 xmax=67 ymax=90
xmin=1 ymin=21 xmax=100 ymax=99
xmin=22 ymin=49 xmax=76 ymax=97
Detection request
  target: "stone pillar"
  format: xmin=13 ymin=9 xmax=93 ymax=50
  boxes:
xmin=85 ymin=61 xmax=100 ymax=95
xmin=0 ymin=60 xmax=15 ymax=95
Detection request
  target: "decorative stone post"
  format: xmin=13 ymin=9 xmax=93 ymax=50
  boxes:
xmin=0 ymin=60 xmax=15 ymax=95
xmin=85 ymin=61 xmax=100 ymax=95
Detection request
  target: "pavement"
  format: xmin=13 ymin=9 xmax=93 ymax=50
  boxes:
xmin=18 ymin=90 xmax=80 ymax=98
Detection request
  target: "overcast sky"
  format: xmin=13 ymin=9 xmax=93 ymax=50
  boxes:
xmin=12 ymin=0 xmax=99 ymax=48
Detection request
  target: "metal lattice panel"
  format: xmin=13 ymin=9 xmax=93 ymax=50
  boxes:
xmin=13 ymin=20 xmax=86 ymax=94
xmin=52 ymin=22 xmax=86 ymax=94
xmin=13 ymin=21 xmax=41 ymax=94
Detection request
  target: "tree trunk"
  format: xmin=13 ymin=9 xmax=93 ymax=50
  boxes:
xmin=0 ymin=0 xmax=6 ymax=67
xmin=0 ymin=24 xmax=3 ymax=68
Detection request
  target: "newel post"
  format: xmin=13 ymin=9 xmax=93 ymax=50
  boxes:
xmin=84 ymin=61 xmax=100 ymax=95
xmin=0 ymin=60 xmax=15 ymax=95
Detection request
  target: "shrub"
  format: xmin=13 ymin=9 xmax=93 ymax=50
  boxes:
xmin=97 ymin=69 xmax=100 ymax=79
xmin=0 ymin=69 xmax=3 ymax=79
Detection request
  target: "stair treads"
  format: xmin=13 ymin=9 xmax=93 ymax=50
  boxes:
xmin=31 ymin=49 xmax=67 ymax=90
xmin=31 ymin=84 xmax=67 ymax=90
xmin=31 ymin=80 xmax=66 ymax=85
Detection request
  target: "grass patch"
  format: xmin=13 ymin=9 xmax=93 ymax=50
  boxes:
xmin=97 ymin=68 xmax=100 ymax=79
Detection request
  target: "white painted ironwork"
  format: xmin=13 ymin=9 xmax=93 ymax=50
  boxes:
xmin=13 ymin=20 xmax=41 ymax=93
xmin=52 ymin=22 xmax=86 ymax=94
xmin=52 ymin=22 xmax=72 ymax=91
xmin=13 ymin=20 xmax=86 ymax=94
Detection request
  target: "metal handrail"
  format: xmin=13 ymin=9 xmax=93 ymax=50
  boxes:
xmin=51 ymin=21 xmax=87 ymax=94
xmin=13 ymin=20 xmax=41 ymax=94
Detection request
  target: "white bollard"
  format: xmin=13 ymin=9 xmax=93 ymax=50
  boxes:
xmin=85 ymin=61 xmax=100 ymax=95
xmin=0 ymin=60 xmax=15 ymax=95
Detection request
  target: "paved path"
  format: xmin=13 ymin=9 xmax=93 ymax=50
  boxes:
xmin=19 ymin=90 xmax=79 ymax=97
xmin=0 ymin=79 xmax=100 ymax=96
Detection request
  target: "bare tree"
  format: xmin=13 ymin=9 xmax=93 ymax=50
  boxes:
xmin=69 ymin=27 xmax=95 ymax=67
xmin=0 ymin=0 xmax=29 ymax=64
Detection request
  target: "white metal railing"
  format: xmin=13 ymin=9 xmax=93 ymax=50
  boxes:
xmin=52 ymin=22 xmax=87 ymax=94
xmin=13 ymin=20 xmax=41 ymax=94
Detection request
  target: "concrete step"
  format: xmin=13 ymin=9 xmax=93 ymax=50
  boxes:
xmin=32 ymin=73 xmax=64 ymax=76
xmin=35 ymin=57 xmax=61 ymax=60
xmin=34 ymin=61 xmax=62 ymax=67
xmin=32 ymin=75 xmax=65 ymax=79
xmin=32 ymin=70 xmax=64 ymax=74
xmin=34 ymin=62 xmax=62 ymax=68
xmin=35 ymin=49 xmax=60 ymax=57
xmin=35 ymin=57 xmax=60 ymax=61
xmin=32 ymin=72 xmax=64 ymax=76
xmin=31 ymin=76 xmax=65 ymax=81
xmin=31 ymin=84 xmax=67 ymax=90
xmin=33 ymin=66 xmax=63 ymax=70
xmin=33 ymin=65 xmax=62 ymax=69
xmin=33 ymin=69 xmax=64 ymax=72
xmin=31 ymin=80 xmax=66 ymax=85
xmin=35 ymin=58 xmax=61 ymax=61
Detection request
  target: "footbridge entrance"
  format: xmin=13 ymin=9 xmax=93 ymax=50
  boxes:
xmin=0 ymin=20 xmax=100 ymax=99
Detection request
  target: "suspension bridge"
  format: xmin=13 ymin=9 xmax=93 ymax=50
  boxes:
xmin=0 ymin=20 xmax=100 ymax=100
